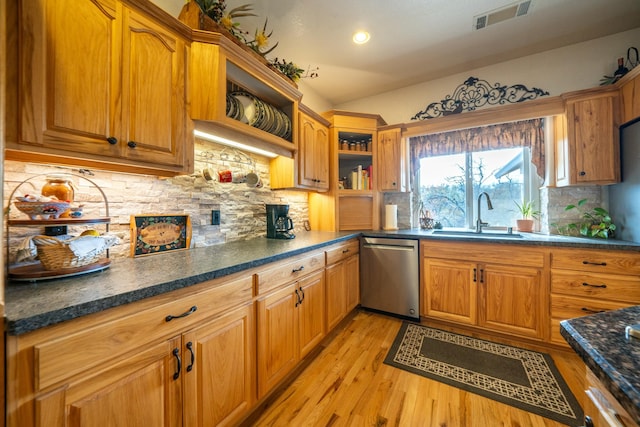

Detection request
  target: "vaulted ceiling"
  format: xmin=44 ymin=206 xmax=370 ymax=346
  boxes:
xmin=154 ymin=0 xmax=640 ymax=105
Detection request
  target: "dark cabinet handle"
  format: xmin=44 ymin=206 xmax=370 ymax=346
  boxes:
xmin=479 ymin=269 xmax=484 ymax=283
xmin=172 ymin=348 xmax=181 ymax=380
xmin=295 ymin=288 xmax=301 ymax=307
xmin=582 ymin=282 xmax=607 ymax=289
xmin=299 ymin=286 xmax=305 ymax=303
xmin=392 ymin=182 xmax=396 ymax=186
xmin=584 ymin=415 xmax=594 ymax=427
xmin=292 ymin=265 xmax=304 ymax=273
xmin=186 ymin=341 xmax=195 ymax=372
xmin=342 ymin=248 xmax=350 ymax=253
xmin=106 ymin=136 xmax=118 ymax=145
xmin=127 ymin=141 xmax=137 ymax=148
xmin=473 ymin=268 xmax=477 ymax=282
xmin=581 ymin=307 xmax=606 ymax=314
xmin=165 ymin=305 xmax=197 ymax=322
xmin=582 ymin=261 xmax=607 ymax=266
xmin=579 ymin=171 xmax=586 ymax=176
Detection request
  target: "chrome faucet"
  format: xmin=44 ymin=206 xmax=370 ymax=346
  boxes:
xmin=475 ymin=192 xmax=493 ymax=233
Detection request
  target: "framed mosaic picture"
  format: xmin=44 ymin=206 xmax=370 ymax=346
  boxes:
xmin=130 ymin=214 xmax=191 ymax=257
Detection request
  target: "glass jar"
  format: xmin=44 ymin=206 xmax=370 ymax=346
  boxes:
xmin=41 ymin=175 xmax=75 ymax=202
xmin=348 ymin=142 xmax=357 ymax=151
xmin=340 ymin=140 xmax=348 ymax=151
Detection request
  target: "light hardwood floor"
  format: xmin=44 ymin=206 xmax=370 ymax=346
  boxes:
xmin=250 ymin=310 xmax=586 ymax=427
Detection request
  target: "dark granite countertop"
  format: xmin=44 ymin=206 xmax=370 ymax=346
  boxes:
xmin=5 ymin=231 xmax=359 ymax=335
xmin=560 ymin=306 xmax=640 ymax=424
xmin=5 ymin=228 xmax=639 ymax=336
xmin=366 ymin=229 xmax=640 ymax=251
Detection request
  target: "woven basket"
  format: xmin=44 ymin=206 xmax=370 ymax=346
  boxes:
xmin=32 ymin=235 xmax=104 ymax=270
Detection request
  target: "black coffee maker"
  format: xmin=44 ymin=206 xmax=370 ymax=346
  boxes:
xmin=266 ymin=204 xmax=295 ymax=239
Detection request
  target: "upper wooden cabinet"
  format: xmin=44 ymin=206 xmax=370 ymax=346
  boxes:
xmin=377 ymin=127 xmax=406 ymax=192
xmin=618 ymin=65 xmax=640 ymax=124
xmin=308 ymin=111 xmax=386 ymax=231
xmin=555 ymin=88 xmax=621 ymax=186
xmin=298 ymin=110 xmax=330 ymax=189
xmin=10 ymin=0 xmax=193 ymax=176
xmin=270 ymin=105 xmax=330 ymax=191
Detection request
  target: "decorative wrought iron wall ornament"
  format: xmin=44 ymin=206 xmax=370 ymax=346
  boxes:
xmin=411 ymin=76 xmax=550 ymax=121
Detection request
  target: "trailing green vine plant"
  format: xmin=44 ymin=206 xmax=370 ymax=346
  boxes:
xmin=552 ymin=198 xmax=616 ymax=239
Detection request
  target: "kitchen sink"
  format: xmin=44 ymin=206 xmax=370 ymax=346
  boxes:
xmin=432 ymin=229 xmax=523 ymax=238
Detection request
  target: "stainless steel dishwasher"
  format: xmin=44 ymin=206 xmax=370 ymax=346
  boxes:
xmin=360 ymin=237 xmax=419 ymax=319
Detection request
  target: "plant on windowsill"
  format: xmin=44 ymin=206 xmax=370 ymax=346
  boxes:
xmin=552 ymin=198 xmax=616 ymax=239
xmin=514 ymin=200 xmax=540 ymax=232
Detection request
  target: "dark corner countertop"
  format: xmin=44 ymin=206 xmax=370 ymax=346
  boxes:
xmin=364 ymin=228 xmax=640 ymax=251
xmin=560 ymin=306 xmax=640 ymax=423
xmin=5 ymin=231 xmax=359 ymax=336
xmin=5 ymin=228 xmax=639 ymax=337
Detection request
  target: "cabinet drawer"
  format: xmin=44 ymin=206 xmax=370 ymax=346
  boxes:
xmin=551 ymin=270 xmax=640 ymax=303
xmin=551 ymin=248 xmax=640 ymax=275
xmin=257 ymin=251 xmax=325 ymax=295
xmin=550 ymin=295 xmax=631 ymax=321
xmin=35 ymin=274 xmax=253 ymax=391
xmin=325 ymin=239 xmax=359 ymax=265
xmin=421 ymin=241 xmax=546 ymax=268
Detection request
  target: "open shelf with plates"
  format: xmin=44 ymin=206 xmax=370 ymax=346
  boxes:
xmin=188 ymin=30 xmax=303 ymax=157
xmin=5 ymin=173 xmax=112 ymax=282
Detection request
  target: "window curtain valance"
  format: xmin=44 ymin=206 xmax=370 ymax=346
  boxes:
xmin=409 ymin=118 xmax=545 ymax=178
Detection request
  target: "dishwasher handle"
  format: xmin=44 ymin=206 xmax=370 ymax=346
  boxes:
xmin=362 ymin=243 xmax=415 ymax=251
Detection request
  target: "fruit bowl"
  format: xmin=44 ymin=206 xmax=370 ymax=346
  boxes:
xmin=14 ymin=201 xmax=71 ymax=220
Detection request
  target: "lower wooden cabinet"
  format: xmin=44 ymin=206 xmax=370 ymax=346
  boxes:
xmin=423 ymin=257 xmax=477 ymax=325
xmin=183 ymin=303 xmax=255 ymax=427
xmin=6 ymin=273 xmax=255 ymax=427
xmin=256 ymin=270 xmax=325 ymax=398
xmin=325 ymin=240 xmax=360 ymax=331
xmin=478 ymin=263 xmax=543 ymax=338
xmin=421 ymin=241 xmax=547 ymax=340
xmin=583 ymin=368 xmax=637 ymax=427
xmin=38 ymin=337 xmax=183 ymax=427
xmin=549 ymin=247 xmax=640 ymax=347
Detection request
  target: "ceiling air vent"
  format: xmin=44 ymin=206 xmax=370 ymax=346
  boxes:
xmin=474 ymin=0 xmax=532 ymax=30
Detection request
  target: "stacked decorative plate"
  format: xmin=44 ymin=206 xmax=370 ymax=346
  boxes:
xmin=226 ymin=91 xmax=292 ymax=140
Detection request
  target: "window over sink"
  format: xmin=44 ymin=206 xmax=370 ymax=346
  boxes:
xmin=411 ymin=119 xmax=545 ymax=229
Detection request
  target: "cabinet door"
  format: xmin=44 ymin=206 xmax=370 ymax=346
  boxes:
xmin=19 ymin=0 xmax=121 ymax=155
xmin=121 ymin=7 xmax=187 ymax=167
xmin=345 ymin=254 xmax=360 ymax=311
xmin=256 ymin=285 xmax=298 ymax=398
xmin=567 ymin=93 xmax=620 ymax=184
xmin=377 ymin=128 xmax=404 ymax=191
xmin=183 ymin=303 xmax=255 ymax=427
xmin=34 ymin=337 xmax=182 ymax=427
xmin=325 ymin=262 xmax=347 ymax=331
xmin=297 ymin=271 xmax=326 ymax=358
xmin=554 ymin=114 xmax=570 ymax=186
xmin=423 ymin=258 xmax=477 ymax=325
xmin=298 ymin=113 xmax=329 ymax=189
xmin=620 ymin=73 xmax=640 ymax=123
xmin=478 ymin=264 xmax=543 ymax=339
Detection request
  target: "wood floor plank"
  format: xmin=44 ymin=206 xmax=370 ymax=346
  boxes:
xmin=251 ymin=310 xmax=585 ymax=426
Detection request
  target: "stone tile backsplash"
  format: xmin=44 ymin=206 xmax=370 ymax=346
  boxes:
xmin=4 ymin=139 xmax=308 ymax=260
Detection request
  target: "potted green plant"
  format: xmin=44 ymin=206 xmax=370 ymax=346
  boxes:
xmin=514 ymin=200 xmax=540 ymax=232
xmin=553 ymin=199 xmax=616 ymax=239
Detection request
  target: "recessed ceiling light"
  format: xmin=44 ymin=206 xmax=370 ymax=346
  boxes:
xmin=352 ymin=31 xmax=370 ymax=44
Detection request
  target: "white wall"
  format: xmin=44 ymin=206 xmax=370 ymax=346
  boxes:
xmin=334 ymin=28 xmax=640 ymax=124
